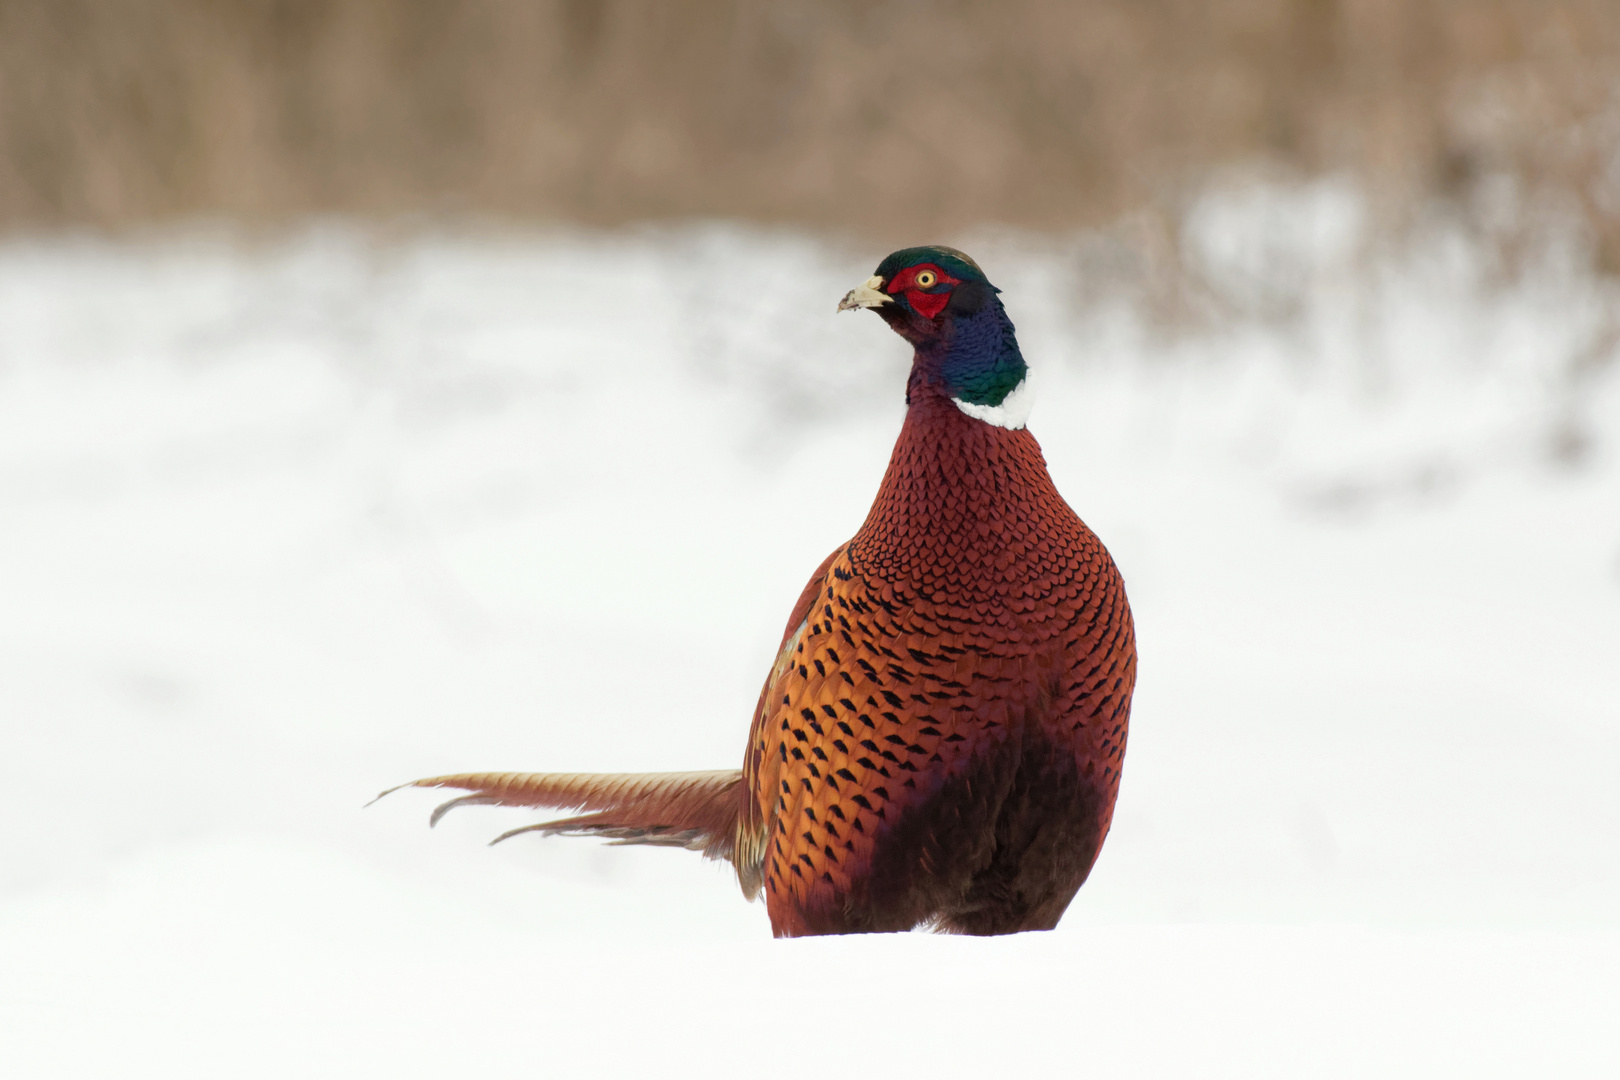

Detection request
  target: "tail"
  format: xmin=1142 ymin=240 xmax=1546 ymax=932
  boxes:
xmin=371 ymin=769 xmax=761 ymax=895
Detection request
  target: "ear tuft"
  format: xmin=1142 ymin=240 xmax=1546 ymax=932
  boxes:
xmin=947 ymin=281 xmax=994 ymax=316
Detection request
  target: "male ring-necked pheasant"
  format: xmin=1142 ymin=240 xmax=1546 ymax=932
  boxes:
xmin=377 ymin=247 xmax=1136 ymax=936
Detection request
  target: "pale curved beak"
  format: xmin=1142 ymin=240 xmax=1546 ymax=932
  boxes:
xmin=837 ymin=275 xmax=892 ymax=312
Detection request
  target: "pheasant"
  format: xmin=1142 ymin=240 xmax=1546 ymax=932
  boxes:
xmin=376 ymin=246 xmax=1137 ymax=936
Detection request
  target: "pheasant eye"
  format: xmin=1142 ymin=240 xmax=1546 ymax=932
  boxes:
xmin=914 ymin=270 xmax=937 ymax=288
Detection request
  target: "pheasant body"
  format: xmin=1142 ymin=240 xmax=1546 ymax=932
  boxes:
xmin=743 ymin=383 xmax=1134 ymax=934
xmin=383 ymin=246 xmax=1136 ymax=937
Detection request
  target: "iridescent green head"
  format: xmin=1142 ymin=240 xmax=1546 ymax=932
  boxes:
xmin=837 ymin=246 xmax=1031 ymax=429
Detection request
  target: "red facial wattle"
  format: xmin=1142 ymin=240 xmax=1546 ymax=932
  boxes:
xmin=887 ymin=262 xmax=961 ymax=319
xmin=906 ymin=289 xmax=951 ymax=319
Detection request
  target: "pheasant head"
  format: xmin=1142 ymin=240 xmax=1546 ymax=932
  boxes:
xmin=838 ymin=245 xmax=1032 ymax=429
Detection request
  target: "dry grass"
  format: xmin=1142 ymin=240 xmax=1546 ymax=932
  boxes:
xmin=0 ymin=0 xmax=1617 ymax=269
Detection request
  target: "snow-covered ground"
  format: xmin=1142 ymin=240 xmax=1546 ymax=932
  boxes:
xmin=2 ymin=211 xmax=1618 ymax=1077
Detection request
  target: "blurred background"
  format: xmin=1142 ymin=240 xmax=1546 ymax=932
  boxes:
xmin=4 ymin=0 xmax=1620 ymax=261
xmin=2 ymin=3 xmax=1619 ymax=1078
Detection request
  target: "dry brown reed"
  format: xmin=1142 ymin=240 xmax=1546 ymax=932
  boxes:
xmin=0 ymin=0 xmax=1616 ymax=270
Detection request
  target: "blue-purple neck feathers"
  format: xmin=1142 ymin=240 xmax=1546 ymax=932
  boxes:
xmin=908 ymin=294 xmax=1028 ymax=409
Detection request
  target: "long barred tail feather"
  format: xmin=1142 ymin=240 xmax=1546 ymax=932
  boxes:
xmin=370 ymin=769 xmax=747 ymax=865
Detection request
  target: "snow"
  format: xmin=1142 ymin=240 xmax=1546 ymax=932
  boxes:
xmin=1 ymin=215 xmax=1618 ymax=1077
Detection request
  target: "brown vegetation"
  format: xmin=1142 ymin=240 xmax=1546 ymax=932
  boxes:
xmin=0 ymin=0 xmax=1616 ymax=266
